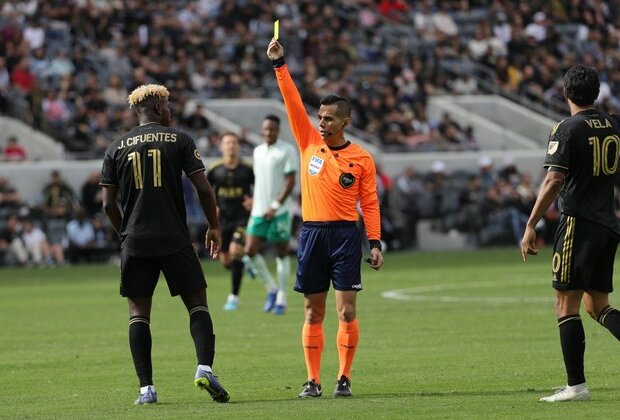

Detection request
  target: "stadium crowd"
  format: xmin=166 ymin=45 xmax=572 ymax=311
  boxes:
xmin=2 ymin=0 xmax=619 ymax=155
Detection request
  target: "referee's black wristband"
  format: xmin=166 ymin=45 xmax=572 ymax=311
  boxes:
xmin=271 ymin=57 xmax=286 ymax=68
xmin=369 ymin=240 xmax=382 ymax=252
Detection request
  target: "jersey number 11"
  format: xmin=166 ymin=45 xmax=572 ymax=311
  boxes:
xmin=128 ymin=149 xmax=162 ymax=189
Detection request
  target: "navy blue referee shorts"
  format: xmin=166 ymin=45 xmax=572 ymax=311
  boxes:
xmin=294 ymin=221 xmax=363 ymax=294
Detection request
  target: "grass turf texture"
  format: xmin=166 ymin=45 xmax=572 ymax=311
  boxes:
xmin=1 ymin=248 xmax=620 ymax=419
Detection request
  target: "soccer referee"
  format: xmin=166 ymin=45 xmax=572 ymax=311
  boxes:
xmin=101 ymin=84 xmax=229 ymax=404
xmin=267 ymin=38 xmax=384 ymax=399
xmin=521 ymin=65 xmax=620 ymax=402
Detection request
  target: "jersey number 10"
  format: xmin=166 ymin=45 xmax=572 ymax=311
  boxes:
xmin=588 ymin=135 xmax=620 ymax=176
xmin=128 ymin=150 xmax=162 ymax=189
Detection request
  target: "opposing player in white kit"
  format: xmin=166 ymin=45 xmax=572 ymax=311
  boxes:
xmin=244 ymin=114 xmax=299 ymax=314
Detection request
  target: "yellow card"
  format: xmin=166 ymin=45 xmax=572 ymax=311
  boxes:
xmin=274 ymin=19 xmax=279 ymax=40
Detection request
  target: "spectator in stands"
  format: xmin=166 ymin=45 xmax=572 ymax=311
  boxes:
xmin=10 ymin=57 xmax=35 ymax=94
xmin=41 ymin=170 xmax=75 ymax=265
xmin=29 ymin=48 xmax=49 ymax=79
xmin=0 ymin=177 xmax=22 ymax=214
xmin=3 ymin=136 xmax=27 ymax=162
xmin=524 ymin=11 xmax=547 ymax=42
xmin=183 ymin=104 xmax=210 ymax=133
xmin=66 ymin=207 xmax=96 ymax=263
xmin=450 ymin=74 xmax=478 ymax=95
xmin=462 ymin=125 xmax=479 ymax=150
xmin=21 ymin=217 xmax=52 ymax=266
xmin=478 ymin=155 xmax=496 ymax=189
xmin=22 ymin=19 xmax=45 ymax=50
xmin=0 ymin=57 xmax=11 ymax=94
xmin=81 ymin=171 xmax=102 ymax=218
xmin=394 ymin=166 xmax=424 ymax=249
xmin=102 ymin=75 xmax=128 ymax=109
xmin=455 ymin=174 xmax=486 ymax=246
xmin=91 ymin=214 xmax=116 ymax=262
xmin=42 ymin=90 xmax=71 ymax=131
xmin=379 ymin=0 xmax=410 ymax=24
xmin=0 ymin=214 xmax=27 ymax=266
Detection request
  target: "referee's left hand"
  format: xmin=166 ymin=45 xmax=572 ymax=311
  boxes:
xmin=205 ymin=228 xmax=221 ymax=259
xmin=369 ymin=248 xmax=384 ymax=271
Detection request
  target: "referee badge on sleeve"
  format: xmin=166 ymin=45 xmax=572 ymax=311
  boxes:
xmin=339 ymin=172 xmax=355 ymax=189
xmin=308 ymin=155 xmax=324 ymax=175
xmin=548 ymin=141 xmax=559 ymax=155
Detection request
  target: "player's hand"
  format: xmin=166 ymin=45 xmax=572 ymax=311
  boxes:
xmin=205 ymin=228 xmax=221 ymax=259
xmin=368 ymin=248 xmax=384 ymax=271
xmin=520 ymin=225 xmax=538 ymax=262
xmin=267 ymin=38 xmax=284 ymax=60
xmin=263 ymin=208 xmax=276 ymax=220
xmin=242 ymin=195 xmax=253 ymax=212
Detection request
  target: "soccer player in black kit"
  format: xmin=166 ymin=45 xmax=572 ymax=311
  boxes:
xmin=100 ymin=84 xmax=230 ymax=404
xmin=521 ymin=65 xmax=620 ymax=402
xmin=206 ymin=132 xmax=254 ymax=310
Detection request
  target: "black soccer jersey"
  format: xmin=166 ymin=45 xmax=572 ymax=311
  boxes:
xmin=101 ymin=122 xmax=205 ymax=256
xmin=206 ymin=160 xmax=254 ymax=230
xmin=544 ymin=109 xmax=620 ymax=234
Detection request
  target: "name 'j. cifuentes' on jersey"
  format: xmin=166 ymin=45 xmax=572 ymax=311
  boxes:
xmin=117 ymin=132 xmax=178 ymax=149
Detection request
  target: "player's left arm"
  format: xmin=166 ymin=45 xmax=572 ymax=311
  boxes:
xmin=183 ymin=133 xmax=221 ymax=258
xmin=101 ymin=186 xmax=122 ymax=233
xmin=521 ymin=169 xmax=565 ymax=261
xmin=100 ymin=148 xmax=121 ymax=233
xmin=359 ymin=156 xmax=383 ymax=270
xmin=521 ymin=124 xmax=570 ymax=261
xmin=189 ymin=170 xmax=221 ymax=259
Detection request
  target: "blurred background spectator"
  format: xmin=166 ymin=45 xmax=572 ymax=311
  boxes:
xmin=3 ymin=136 xmax=28 ymax=161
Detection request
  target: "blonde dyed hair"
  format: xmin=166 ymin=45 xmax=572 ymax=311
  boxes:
xmin=127 ymin=84 xmax=170 ymax=108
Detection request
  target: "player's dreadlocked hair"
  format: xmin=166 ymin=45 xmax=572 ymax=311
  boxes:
xmin=127 ymin=84 xmax=170 ymax=108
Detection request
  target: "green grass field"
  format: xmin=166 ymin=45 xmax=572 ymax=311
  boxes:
xmin=1 ymin=248 xmax=620 ymax=419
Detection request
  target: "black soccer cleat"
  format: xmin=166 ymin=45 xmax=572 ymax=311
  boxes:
xmin=298 ymin=379 xmax=322 ymax=398
xmin=333 ymin=375 xmax=352 ymax=397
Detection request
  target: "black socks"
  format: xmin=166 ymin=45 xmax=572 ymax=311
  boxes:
xmin=129 ymin=316 xmax=152 ymax=387
xmin=558 ymin=315 xmax=586 ymax=386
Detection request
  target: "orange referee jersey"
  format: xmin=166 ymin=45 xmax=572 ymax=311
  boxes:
xmin=275 ymin=65 xmax=381 ymax=241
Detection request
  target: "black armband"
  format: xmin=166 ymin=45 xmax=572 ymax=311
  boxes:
xmin=369 ymin=240 xmax=382 ymax=251
xmin=271 ymin=56 xmax=286 ymax=68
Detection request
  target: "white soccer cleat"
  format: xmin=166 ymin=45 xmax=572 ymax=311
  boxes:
xmin=539 ymin=383 xmax=590 ymax=402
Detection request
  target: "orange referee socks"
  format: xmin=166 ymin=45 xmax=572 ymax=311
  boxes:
xmin=337 ymin=319 xmax=359 ymax=379
xmin=302 ymin=322 xmax=324 ymax=383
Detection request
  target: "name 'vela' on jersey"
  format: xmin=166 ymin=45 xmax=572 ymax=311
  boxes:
xmin=544 ymin=110 xmax=620 ymax=234
xmin=101 ymin=122 xmax=205 ymax=256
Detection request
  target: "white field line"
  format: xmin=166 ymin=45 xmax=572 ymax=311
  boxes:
xmin=381 ymin=280 xmax=555 ymax=304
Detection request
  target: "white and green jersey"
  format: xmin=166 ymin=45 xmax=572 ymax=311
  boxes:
xmin=251 ymin=139 xmax=298 ymax=217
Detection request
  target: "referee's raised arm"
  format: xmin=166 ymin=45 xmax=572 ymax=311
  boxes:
xmin=267 ymin=38 xmax=319 ymax=150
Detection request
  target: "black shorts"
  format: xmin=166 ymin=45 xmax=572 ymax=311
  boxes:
xmin=221 ymin=225 xmax=246 ymax=253
xmin=552 ymin=215 xmax=619 ymax=292
xmin=120 ymin=245 xmax=206 ymax=297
